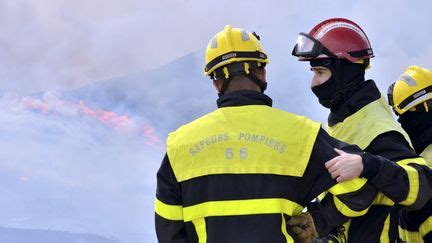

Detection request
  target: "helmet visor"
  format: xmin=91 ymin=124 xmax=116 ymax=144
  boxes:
xmin=292 ymin=33 xmax=336 ymax=58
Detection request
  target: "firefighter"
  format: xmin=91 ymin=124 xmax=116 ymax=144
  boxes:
xmin=290 ymin=18 xmax=432 ymax=242
xmin=388 ymin=65 xmax=432 ymax=242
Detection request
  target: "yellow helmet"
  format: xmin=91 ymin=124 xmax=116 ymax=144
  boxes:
xmin=388 ymin=65 xmax=432 ymax=115
xmin=204 ymin=25 xmax=269 ymax=78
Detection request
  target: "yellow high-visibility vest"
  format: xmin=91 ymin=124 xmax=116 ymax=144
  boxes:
xmin=167 ymin=105 xmax=321 ymax=183
xmin=327 ymin=96 xmax=415 ymax=242
xmin=327 ymin=96 xmax=411 ymax=149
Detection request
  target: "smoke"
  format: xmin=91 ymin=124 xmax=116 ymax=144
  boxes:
xmin=1 ymin=0 xmax=431 ymax=95
xmin=0 ymin=91 xmax=163 ymax=242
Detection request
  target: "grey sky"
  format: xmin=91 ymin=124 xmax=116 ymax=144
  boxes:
xmin=0 ymin=91 xmax=163 ymax=242
xmin=1 ymin=0 xmax=430 ymax=94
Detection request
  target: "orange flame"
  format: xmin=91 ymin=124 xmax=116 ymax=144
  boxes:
xmin=78 ymin=100 xmax=129 ymax=128
xmin=19 ymin=94 xmax=163 ymax=148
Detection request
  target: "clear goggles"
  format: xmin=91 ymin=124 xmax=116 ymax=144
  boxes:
xmin=291 ymin=33 xmax=336 ymax=58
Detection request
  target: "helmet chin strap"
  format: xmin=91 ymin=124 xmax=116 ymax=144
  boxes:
xmin=246 ymin=72 xmax=267 ymax=93
xmin=219 ymin=76 xmax=234 ymax=95
xmin=218 ymin=72 xmax=266 ymax=96
xmin=215 ymin=61 xmax=267 ymax=96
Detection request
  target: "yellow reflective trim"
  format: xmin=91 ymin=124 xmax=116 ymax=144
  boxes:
xmin=399 ymin=214 xmax=431 ymax=242
xmin=399 ymin=226 xmax=423 ymax=243
xmin=397 ymin=157 xmax=427 ymax=166
xmin=399 ymin=165 xmax=419 ymax=206
xmin=223 ymin=66 xmax=229 ymax=79
xmin=328 ymin=178 xmax=367 ymax=195
xmin=182 ymin=198 xmax=304 ymax=222
xmin=333 ymin=196 xmax=369 ymax=217
xmin=155 ymin=198 xmax=183 ymax=221
xmin=317 ymin=192 xmax=327 ymax=201
xmin=380 ymin=214 xmax=390 ymax=243
xmin=244 ymin=62 xmax=250 ymax=74
xmin=420 ymin=216 xmax=432 ymax=238
xmin=281 ymin=214 xmax=294 ymax=243
xmin=343 ymin=220 xmax=351 ymax=241
xmin=327 ymin=96 xmax=412 ymax=150
xmin=372 ymin=192 xmax=394 ymax=206
xmin=398 ymin=226 xmax=408 ymax=242
xmin=192 ymin=218 xmax=207 ymax=243
xmin=168 ymin=105 xmax=321 ymax=182
xmin=395 ymin=157 xmax=425 ymax=206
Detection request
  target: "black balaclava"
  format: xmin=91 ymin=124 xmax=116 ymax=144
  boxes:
xmin=310 ymin=58 xmax=366 ymax=110
xmin=398 ymin=110 xmax=432 ymax=154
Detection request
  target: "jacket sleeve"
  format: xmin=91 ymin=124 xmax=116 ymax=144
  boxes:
xmin=310 ymin=130 xmax=432 ymax=236
xmin=361 ymin=131 xmax=432 ymax=210
xmin=304 ymin=128 xmax=379 ymax=236
xmin=155 ymin=154 xmax=188 ymax=243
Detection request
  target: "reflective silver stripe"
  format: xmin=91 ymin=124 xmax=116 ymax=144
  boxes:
xmin=399 ymin=74 xmax=417 ymax=86
xmin=241 ymin=30 xmax=250 ymax=41
xmin=401 ymin=93 xmax=432 ymax=111
xmin=210 ymin=37 xmax=218 ymax=48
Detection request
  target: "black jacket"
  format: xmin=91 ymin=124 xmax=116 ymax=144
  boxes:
xmin=155 ymin=90 xmax=414 ymax=243
xmin=311 ymin=81 xmax=432 ymax=242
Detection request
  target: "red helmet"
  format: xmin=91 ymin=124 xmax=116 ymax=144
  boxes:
xmin=292 ymin=18 xmax=374 ymax=63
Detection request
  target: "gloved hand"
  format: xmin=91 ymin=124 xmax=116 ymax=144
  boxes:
xmin=287 ymin=212 xmax=318 ymax=243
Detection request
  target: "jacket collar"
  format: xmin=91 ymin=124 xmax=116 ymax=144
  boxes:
xmin=328 ymin=80 xmax=381 ymax=126
xmin=217 ymin=90 xmax=273 ymax=108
